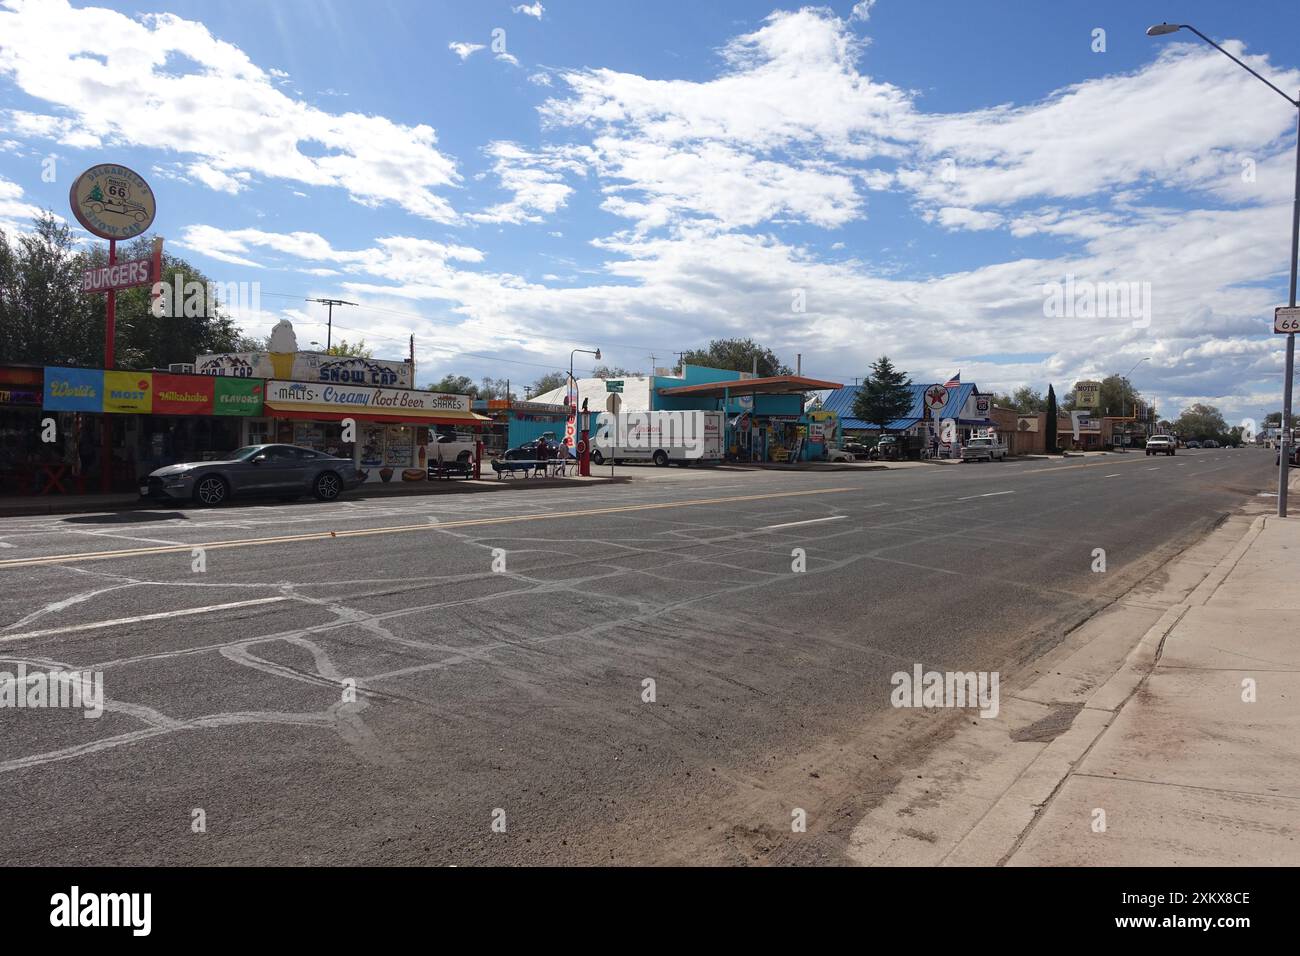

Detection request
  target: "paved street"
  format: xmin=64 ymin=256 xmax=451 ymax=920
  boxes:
xmin=0 ymin=449 xmax=1277 ymax=864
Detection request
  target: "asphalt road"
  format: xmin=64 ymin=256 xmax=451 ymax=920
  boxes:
xmin=0 ymin=448 xmax=1278 ymax=865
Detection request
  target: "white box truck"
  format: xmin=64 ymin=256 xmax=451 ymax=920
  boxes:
xmin=591 ymin=410 xmax=724 ymax=467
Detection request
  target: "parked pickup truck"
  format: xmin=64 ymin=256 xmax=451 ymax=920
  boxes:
xmin=961 ymin=436 xmax=1008 ymax=462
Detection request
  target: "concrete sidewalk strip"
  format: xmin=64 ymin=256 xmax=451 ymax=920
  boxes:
xmin=849 ymin=505 xmax=1300 ymax=867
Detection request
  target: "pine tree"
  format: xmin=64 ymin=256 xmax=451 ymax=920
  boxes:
xmin=853 ymin=356 xmax=913 ymax=434
xmin=88 ymin=183 xmax=103 ymax=202
xmin=1045 ymin=384 xmax=1058 ymax=453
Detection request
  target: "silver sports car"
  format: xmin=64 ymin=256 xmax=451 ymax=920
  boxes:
xmin=141 ymin=444 xmax=365 ymax=506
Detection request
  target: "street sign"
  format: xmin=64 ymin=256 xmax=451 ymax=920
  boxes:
xmin=606 ymin=380 xmax=624 ymax=392
xmin=1275 ymin=306 xmax=1300 ymax=334
xmin=69 ymin=164 xmax=156 ymax=241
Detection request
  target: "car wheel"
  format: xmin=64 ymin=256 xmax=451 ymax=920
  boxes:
xmin=591 ymin=450 xmax=604 ymax=465
xmin=653 ymin=450 xmax=669 ymax=467
xmin=193 ymin=475 xmax=229 ymax=506
xmin=313 ymin=471 xmax=342 ymax=501
xmin=457 ymin=450 xmax=471 ymax=464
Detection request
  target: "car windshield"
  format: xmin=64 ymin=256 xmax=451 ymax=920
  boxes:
xmin=219 ymin=446 xmax=264 ymax=461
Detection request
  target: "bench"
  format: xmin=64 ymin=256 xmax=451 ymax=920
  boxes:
xmin=428 ymin=460 xmax=474 ymax=480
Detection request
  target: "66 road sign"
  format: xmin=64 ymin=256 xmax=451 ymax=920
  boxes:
xmin=1275 ymin=306 xmax=1300 ymax=334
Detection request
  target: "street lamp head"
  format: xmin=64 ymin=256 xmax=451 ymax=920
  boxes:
xmin=594 ymin=348 xmax=602 ymax=361
xmin=1146 ymin=22 xmax=1182 ymax=36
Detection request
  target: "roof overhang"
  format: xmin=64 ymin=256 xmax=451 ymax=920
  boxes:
xmin=657 ymin=375 xmax=842 ymax=398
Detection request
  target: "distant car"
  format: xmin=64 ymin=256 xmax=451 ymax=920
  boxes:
xmin=141 ymin=444 xmax=363 ymax=506
xmin=1145 ymin=435 xmax=1175 ymax=456
xmin=827 ymin=447 xmax=856 ymax=462
xmin=505 ymin=434 xmax=566 ymax=461
xmin=842 ymin=440 xmax=874 ymax=458
xmin=1202 ymin=439 xmax=1219 ymax=449
xmin=1186 ymin=440 xmax=1201 ymax=448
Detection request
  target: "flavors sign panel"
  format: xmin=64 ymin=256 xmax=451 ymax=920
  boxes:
xmin=213 ymin=377 xmax=264 ymax=416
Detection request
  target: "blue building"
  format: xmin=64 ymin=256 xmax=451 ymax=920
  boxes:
xmin=820 ymin=382 xmax=993 ymax=453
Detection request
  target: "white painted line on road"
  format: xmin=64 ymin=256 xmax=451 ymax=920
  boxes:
xmin=1145 ymin=467 xmax=1159 ymax=471
xmin=954 ymin=491 xmax=1016 ymax=501
xmin=1102 ymin=473 xmax=1122 ymax=478
xmin=0 ymin=597 xmax=289 ymax=642
xmin=760 ymin=515 xmax=848 ymax=531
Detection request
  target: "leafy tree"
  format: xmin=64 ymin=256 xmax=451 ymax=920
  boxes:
xmin=988 ymin=392 xmax=1017 ymax=409
xmin=1174 ymin=403 xmax=1228 ymax=441
xmin=1264 ymin=412 xmax=1283 ymax=427
xmin=0 ymin=212 xmax=103 ymax=366
xmin=591 ymin=365 xmax=634 ymax=378
xmin=1098 ymin=373 xmax=1142 ymax=418
xmin=423 ymin=374 xmax=479 ymax=397
xmin=679 ymin=338 xmax=791 ymax=377
xmin=1012 ymin=385 xmax=1047 ymax=414
xmin=1045 ymin=384 xmax=1058 ymax=452
xmin=323 ymin=339 xmax=372 ymax=357
xmin=529 ymin=371 xmax=568 ymax=397
xmin=852 ymin=356 xmax=913 ymax=433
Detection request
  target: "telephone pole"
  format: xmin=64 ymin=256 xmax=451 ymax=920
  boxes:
xmin=306 ymin=297 xmax=357 ymax=351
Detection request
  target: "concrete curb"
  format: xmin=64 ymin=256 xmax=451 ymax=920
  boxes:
xmin=847 ymin=510 xmax=1270 ymax=866
xmin=988 ymin=515 xmax=1269 ymax=863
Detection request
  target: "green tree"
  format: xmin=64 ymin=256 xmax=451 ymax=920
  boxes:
xmin=591 ymin=365 xmax=633 ymax=378
xmin=1174 ymin=403 xmax=1228 ymax=441
xmin=1264 ymin=411 xmax=1283 ymax=427
xmin=0 ymin=212 xmax=103 ymax=366
xmin=679 ymin=338 xmax=791 ymax=377
xmin=323 ymin=339 xmax=372 ymax=357
xmin=1012 ymin=385 xmax=1047 ymax=414
xmin=1098 ymin=373 xmax=1142 ymax=418
xmin=1045 ymin=384 xmax=1058 ymax=453
xmin=529 ymin=371 xmax=568 ymax=397
xmin=423 ymin=374 xmax=479 ymax=397
xmin=852 ymin=356 xmax=913 ymax=433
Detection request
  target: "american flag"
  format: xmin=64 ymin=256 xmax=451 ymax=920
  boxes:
xmin=944 ymin=371 xmax=961 ymax=388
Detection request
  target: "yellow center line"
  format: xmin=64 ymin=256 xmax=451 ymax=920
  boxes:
xmin=0 ymin=486 xmax=857 ymax=570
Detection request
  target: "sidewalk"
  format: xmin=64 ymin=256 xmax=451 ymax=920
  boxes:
xmin=1007 ymin=508 xmax=1299 ymax=865
xmin=0 ymin=472 xmax=631 ymax=517
xmin=848 ymin=476 xmax=1300 ymax=866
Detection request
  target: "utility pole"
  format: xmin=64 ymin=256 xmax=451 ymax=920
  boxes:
xmin=306 ymin=297 xmax=357 ymax=351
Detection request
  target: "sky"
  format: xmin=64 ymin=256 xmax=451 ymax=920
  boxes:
xmin=2 ymin=0 xmax=1300 ymax=424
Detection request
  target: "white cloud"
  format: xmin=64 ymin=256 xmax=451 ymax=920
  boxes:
xmin=850 ymin=1 xmax=876 ymax=22
xmin=449 ymin=41 xmax=485 ymax=61
xmin=0 ymin=0 xmax=462 ymax=221
xmin=467 ymin=142 xmax=587 ymax=224
xmin=513 ymin=3 xmax=545 ymax=20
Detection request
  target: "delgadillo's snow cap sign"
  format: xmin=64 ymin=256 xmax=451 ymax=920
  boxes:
xmin=69 ymin=164 xmax=156 ymax=241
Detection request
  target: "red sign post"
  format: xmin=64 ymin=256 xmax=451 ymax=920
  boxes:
xmin=69 ymin=164 xmax=158 ymax=493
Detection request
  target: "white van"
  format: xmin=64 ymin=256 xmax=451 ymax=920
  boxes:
xmin=592 ymin=410 xmax=724 ymax=467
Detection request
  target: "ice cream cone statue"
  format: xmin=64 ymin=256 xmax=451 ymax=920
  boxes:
xmin=267 ymin=319 xmax=298 ymax=379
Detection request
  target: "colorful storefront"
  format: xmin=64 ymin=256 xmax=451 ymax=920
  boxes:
xmin=258 ymin=380 xmax=488 ymax=483
xmin=654 ymin=372 xmax=843 ymax=462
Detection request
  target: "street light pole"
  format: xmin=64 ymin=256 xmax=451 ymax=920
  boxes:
xmin=568 ymin=346 xmax=601 ymax=464
xmin=1148 ymin=23 xmax=1300 ymax=517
